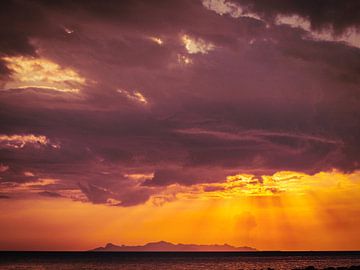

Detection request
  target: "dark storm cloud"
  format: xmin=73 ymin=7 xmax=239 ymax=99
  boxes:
xmin=78 ymin=183 xmax=112 ymax=204
xmin=37 ymin=191 xmax=62 ymax=198
xmin=263 ymin=24 xmax=360 ymax=85
xmin=78 ymin=180 xmax=155 ymax=207
xmin=115 ymin=188 xmax=154 ymax=207
xmin=0 ymin=0 xmax=360 ymax=206
xmin=0 ymin=0 xmax=66 ymax=75
xmin=143 ymin=167 xmax=229 ymax=187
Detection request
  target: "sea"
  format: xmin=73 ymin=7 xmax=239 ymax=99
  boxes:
xmin=1 ymin=251 xmax=360 ymax=270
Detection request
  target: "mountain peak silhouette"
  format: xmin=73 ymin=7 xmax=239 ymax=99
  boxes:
xmin=91 ymin=241 xmax=257 ymax=252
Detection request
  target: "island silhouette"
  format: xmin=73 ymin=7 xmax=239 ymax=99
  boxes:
xmin=91 ymin=241 xmax=257 ymax=252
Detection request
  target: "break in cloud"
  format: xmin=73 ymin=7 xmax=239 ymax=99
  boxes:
xmin=0 ymin=0 xmax=359 ymax=206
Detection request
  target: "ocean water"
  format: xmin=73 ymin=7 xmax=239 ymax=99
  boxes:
xmin=1 ymin=251 xmax=360 ymax=270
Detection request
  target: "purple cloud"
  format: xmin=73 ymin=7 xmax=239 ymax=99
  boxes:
xmin=0 ymin=0 xmax=359 ymax=206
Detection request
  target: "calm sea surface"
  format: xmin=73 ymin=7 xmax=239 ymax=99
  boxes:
xmin=1 ymin=251 xmax=360 ymax=270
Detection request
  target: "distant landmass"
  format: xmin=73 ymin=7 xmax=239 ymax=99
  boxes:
xmin=91 ymin=241 xmax=257 ymax=252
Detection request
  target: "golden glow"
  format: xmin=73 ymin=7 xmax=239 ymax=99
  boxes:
xmin=0 ymin=170 xmax=359 ymax=251
xmin=180 ymin=170 xmax=360 ymax=199
xmin=0 ymin=134 xmax=59 ymax=149
xmin=149 ymin=36 xmax=163 ymax=45
xmin=181 ymin=35 xmax=215 ymax=54
xmin=125 ymin=173 xmax=154 ymax=182
xmin=202 ymin=0 xmax=261 ymax=20
xmin=23 ymin=171 xmax=35 ymax=177
xmin=202 ymin=0 xmax=242 ymax=18
xmin=117 ymin=88 xmax=148 ymax=104
xmin=177 ymin=54 xmax=193 ymax=65
xmin=16 ymin=85 xmax=80 ymax=93
xmin=0 ymin=178 xmax=59 ymax=195
xmin=22 ymin=178 xmax=57 ymax=187
xmin=63 ymin=27 xmax=75 ymax=34
xmin=2 ymin=56 xmax=86 ymax=93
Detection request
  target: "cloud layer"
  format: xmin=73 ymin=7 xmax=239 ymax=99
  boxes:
xmin=0 ymin=0 xmax=360 ymax=206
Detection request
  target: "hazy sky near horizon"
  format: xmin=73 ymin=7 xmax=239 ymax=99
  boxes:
xmin=0 ymin=0 xmax=360 ymax=251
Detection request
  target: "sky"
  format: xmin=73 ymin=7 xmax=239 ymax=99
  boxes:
xmin=0 ymin=0 xmax=360 ymax=251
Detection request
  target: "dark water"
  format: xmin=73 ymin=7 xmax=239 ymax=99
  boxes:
xmin=1 ymin=251 xmax=360 ymax=270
